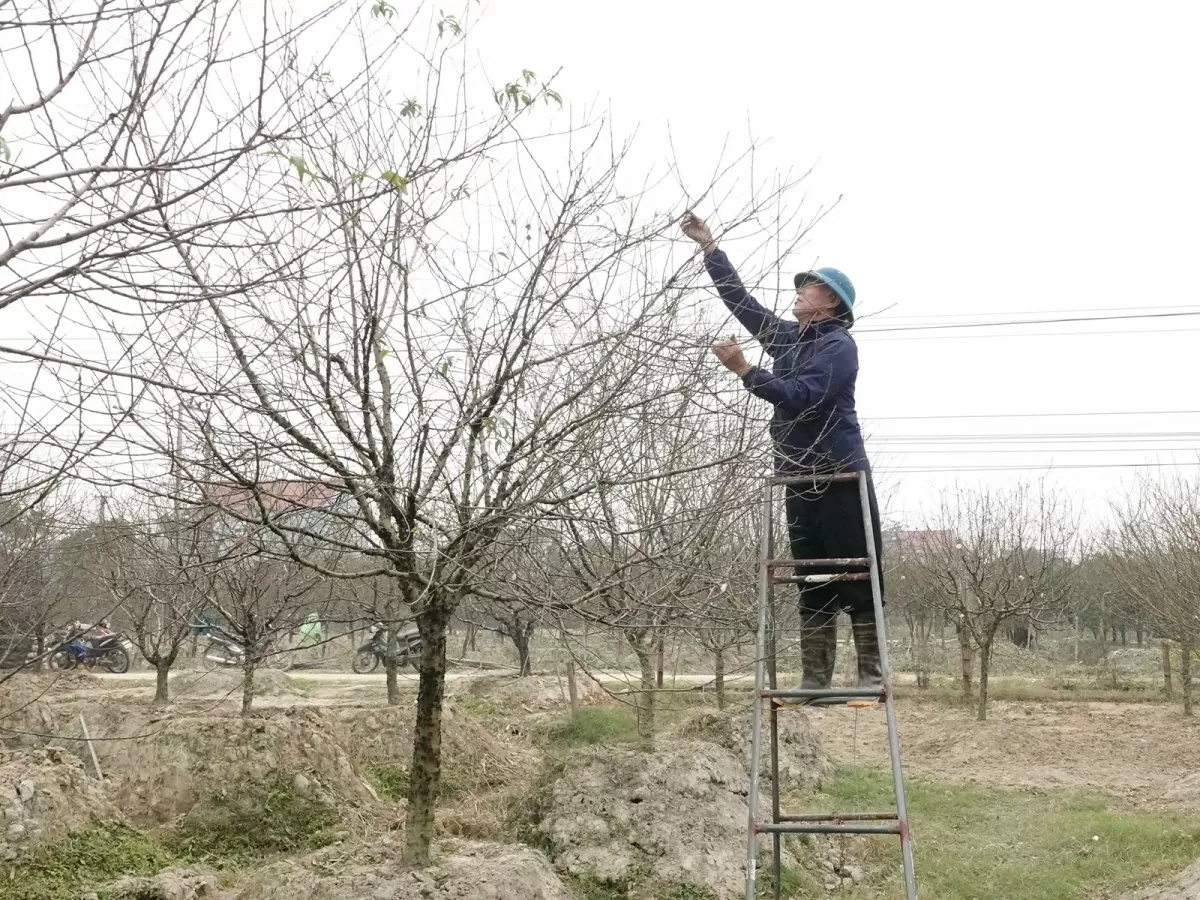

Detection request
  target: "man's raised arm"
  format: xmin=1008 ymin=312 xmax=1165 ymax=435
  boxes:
xmin=681 ymin=211 xmax=788 ymax=354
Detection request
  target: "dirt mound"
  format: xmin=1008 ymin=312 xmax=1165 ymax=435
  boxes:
xmin=674 ymin=707 xmax=831 ymax=793
xmin=332 ymin=705 xmax=535 ymax=796
xmin=235 ymin=838 xmax=572 ymax=900
xmin=102 ymin=708 xmax=373 ymax=825
xmin=1162 ymin=774 xmax=1200 ymax=809
xmin=446 ymin=673 xmax=605 ymax=711
xmin=0 ymin=747 xmax=120 ymax=860
xmin=98 ymin=867 xmax=221 ymax=900
xmin=171 ymin=669 xmax=307 ymax=700
xmin=538 ymin=740 xmax=784 ymax=899
xmin=0 ymin=674 xmax=99 ymax=747
xmin=1121 ymin=858 xmax=1200 ymax=899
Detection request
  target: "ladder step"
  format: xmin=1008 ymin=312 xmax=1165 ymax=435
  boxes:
xmin=765 ymin=557 xmax=870 ymax=568
xmin=773 ymin=572 xmax=871 ymax=584
xmin=780 ymin=811 xmax=897 ymax=823
xmin=769 ymin=472 xmax=862 ymax=486
xmin=759 ymin=821 xmax=902 ymax=835
xmin=765 ymin=686 xmax=885 ymax=703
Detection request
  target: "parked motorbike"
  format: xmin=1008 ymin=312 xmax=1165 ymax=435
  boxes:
xmin=203 ymin=630 xmax=293 ymax=671
xmin=351 ymin=623 xmax=422 ymax=674
xmin=49 ymin=621 xmax=131 ymax=674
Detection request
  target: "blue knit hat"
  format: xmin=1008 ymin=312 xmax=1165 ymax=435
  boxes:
xmin=795 ymin=267 xmax=856 ymax=326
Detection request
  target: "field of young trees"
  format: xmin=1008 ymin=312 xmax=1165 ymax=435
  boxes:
xmin=4 ymin=3 xmax=1200 ymax=899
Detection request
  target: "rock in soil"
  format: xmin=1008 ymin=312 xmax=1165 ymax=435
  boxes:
xmin=673 ymin=707 xmax=831 ymax=793
xmin=99 ymin=866 xmax=220 ymax=900
xmin=0 ymin=746 xmax=120 ymax=859
xmin=539 ymin=739 xmax=791 ymax=899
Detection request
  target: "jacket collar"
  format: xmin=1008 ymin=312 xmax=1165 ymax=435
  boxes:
xmin=798 ymin=318 xmax=848 ymax=341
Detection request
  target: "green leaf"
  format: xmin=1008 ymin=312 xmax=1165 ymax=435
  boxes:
xmin=400 ymin=99 xmax=422 ymax=118
xmin=268 ymin=151 xmax=313 ymax=181
xmin=522 ymin=69 xmax=537 ymax=85
xmin=0 ymin=136 xmax=10 ymax=162
xmin=371 ymin=0 xmax=396 ymax=19
xmin=544 ymin=89 xmax=563 ymax=107
xmin=482 ymin=416 xmax=497 ymax=432
xmin=380 ymin=171 xmax=409 ymax=192
xmin=437 ymin=12 xmax=462 ymax=38
xmin=379 ymin=348 xmax=390 ymax=358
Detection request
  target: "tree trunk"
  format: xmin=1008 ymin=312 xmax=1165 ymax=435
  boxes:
xmin=714 ymin=647 xmax=726 ymax=710
xmin=634 ymin=648 xmax=656 ymax=749
xmin=1162 ymin=641 xmax=1174 ymax=699
xmin=34 ymin=623 xmax=45 ymax=673
xmin=1136 ymin=625 xmax=1143 ymax=647
xmin=404 ymin=593 xmax=452 ymax=867
xmin=958 ymin=630 xmax=974 ymax=700
xmin=241 ymin=662 xmax=255 ymax=715
xmin=385 ymin=655 xmax=401 ymax=706
xmin=512 ymin=626 xmax=533 ymax=677
xmin=566 ymin=660 xmax=579 ymax=714
xmin=154 ymin=659 xmax=171 ymax=704
xmin=1182 ymin=641 xmax=1193 ymax=717
xmin=976 ymin=639 xmax=992 ymax=721
xmin=655 ymin=634 xmax=665 ymax=689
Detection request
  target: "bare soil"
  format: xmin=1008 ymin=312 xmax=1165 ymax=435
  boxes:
xmin=808 ymin=697 xmax=1200 ymax=809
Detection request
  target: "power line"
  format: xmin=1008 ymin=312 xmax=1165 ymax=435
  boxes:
xmin=870 ymin=409 xmax=1200 ymax=421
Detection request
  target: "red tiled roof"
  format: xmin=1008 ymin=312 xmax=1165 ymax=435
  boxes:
xmin=204 ymin=480 xmax=337 ymax=513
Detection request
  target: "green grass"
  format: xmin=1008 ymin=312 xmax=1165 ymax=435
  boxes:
xmin=167 ymin=774 xmax=343 ymax=864
xmin=364 ymin=761 xmax=410 ymax=801
xmin=805 ymin=769 xmax=1200 ymax=899
xmin=543 ymin=706 xmax=642 ymax=749
xmin=910 ymin=676 xmax=1167 ymax=707
xmin=0 ymin=824 xmax=174 ymax=900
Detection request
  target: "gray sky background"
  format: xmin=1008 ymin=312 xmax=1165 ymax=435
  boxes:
xmin=473 ymin=0 xmax=1200 ymax=525
xmin=7 ymin=0 xmax=1198 ymax=530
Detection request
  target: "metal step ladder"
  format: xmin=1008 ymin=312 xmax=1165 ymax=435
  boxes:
xmin=745 ymin=472 xmax=918 ymax=900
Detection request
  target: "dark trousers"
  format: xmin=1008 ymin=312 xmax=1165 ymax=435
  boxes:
xmin=784 ymin=475 xmax=885 ymax=615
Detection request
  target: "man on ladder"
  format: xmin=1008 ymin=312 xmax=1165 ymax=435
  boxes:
xmin=681 ymin=212 xmax=885 ymax=693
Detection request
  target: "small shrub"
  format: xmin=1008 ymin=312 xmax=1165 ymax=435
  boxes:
xmin=0 ymin=824 xmax=173 ymax=900
xmin=168 ymin=774 xmax=341 ymax=863
xmin=364 ymin=761 xmax=410 ymax=801
xmin=543 ymin=706 xmax=639 ymax=749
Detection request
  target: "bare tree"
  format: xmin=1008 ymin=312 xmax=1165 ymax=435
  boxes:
xmin=886 ymin=538 xmax=947 ymax=690
xmin=1107 ymin=471 xmax=1200 ymax=714
xmin=80 ymin=2 xmax=812 ymax=864
xmin=547 ymin=401 xmax=754 ymax=745
xmin=99 ymin=505 xmax=210 ymax=703
xmin=910 ymin=482 xmax=1078 ymax=720
xmin=1 ymin=0 xmax=356 ymax=320
xmin=0 ymin=495 xmax=59 ymax=675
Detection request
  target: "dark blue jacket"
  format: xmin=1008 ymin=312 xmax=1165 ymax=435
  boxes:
xmin=705 ymin=249 xmax=870 ymax=474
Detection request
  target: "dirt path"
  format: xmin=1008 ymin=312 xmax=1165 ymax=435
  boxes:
xmin=807 ymin=698 xmax=1200 ymax=809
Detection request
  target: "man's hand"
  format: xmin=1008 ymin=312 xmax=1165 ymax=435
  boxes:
xmin=681 ymin=211 xmax=717 ymax=255
xmin=712 ymin=337 xmax=752 ymax=376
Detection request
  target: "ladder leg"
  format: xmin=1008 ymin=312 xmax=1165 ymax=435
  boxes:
xmin=746 ymin=480 xmax=774 ymax=900
xmin=858 ymin=474 xmax=918 ymax=900
xmin=767 ymin=514 xmax=782 ymax=900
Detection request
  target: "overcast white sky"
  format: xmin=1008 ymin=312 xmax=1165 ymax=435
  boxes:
xmin=471 ymin=0 xmax=1200 ymax=525
xmin=7 ymin=0 xmax=1198 ymax=529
